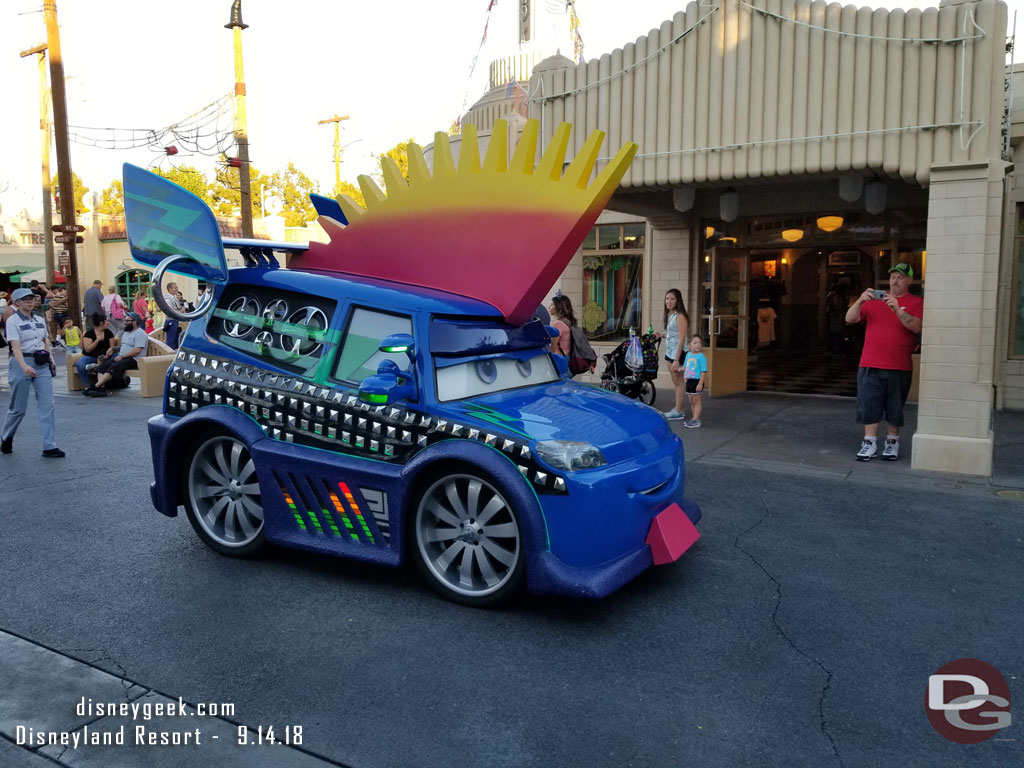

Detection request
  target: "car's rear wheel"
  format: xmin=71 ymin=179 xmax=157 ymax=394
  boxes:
xmin=183 ymin=433 xmax=266 ymax=557
xmin=413 ymin=472 xmax=524 ymax=607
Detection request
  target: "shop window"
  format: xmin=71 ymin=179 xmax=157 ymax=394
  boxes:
xmin=581 ymin=223 xmax=645 ymax=342
xmin=115 ymin=269 xmax=152 ymax=304
xmin=1012 ymin=206 xmax=1024 ymax=357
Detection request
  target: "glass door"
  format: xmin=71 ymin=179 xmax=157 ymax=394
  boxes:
xmin=700 ymin=248 xmax=749 ymax=396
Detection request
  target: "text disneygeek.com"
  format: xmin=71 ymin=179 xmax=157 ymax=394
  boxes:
xmin=13 ymin=697 xmax=302 ymax=749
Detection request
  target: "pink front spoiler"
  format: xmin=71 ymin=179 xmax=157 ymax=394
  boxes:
xmin=646 ymin=503 xmax=701 ymax=565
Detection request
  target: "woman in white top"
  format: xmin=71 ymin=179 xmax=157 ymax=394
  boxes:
xmin=102 ymin=286 xmax=127 ymax=336
xmin=659 ymin=288 xmax=690 ymax=420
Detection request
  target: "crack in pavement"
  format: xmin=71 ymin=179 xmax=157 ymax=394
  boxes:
xmin=47 ymin=646 xmax=142 ymax=763
xmin=59 ymin=646 xmax=136 ymax=697
xmin=734 ymin=493 xmax=843 ymax=767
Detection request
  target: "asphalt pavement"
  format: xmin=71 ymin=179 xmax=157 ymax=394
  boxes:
xmin=1 ymin=352 xmax=1022 ymax=767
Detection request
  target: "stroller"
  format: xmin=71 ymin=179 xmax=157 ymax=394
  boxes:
xmin=600 ymin=333 xmax=661 ymax=405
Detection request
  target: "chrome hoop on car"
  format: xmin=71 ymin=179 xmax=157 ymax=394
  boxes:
xmin=152 ymin=254 xmax=217 ymax=322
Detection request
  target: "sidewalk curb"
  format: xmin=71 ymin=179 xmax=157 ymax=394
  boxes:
xmin=0 ymin=630 xmax=349 ymax=768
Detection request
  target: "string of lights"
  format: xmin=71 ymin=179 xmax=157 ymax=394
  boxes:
xmin=66 ymin=93 xmax=234 ymax=158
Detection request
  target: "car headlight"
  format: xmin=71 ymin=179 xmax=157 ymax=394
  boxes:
xmin=535 ymin=440 xmax=607 ymax=471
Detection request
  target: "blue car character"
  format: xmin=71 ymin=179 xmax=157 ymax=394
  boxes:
xmin=125 ymin=118 xmax=702 ymax=606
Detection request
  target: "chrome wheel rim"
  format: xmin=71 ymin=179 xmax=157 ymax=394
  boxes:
xmin=416 ymin=474 xmax=520 ymax=598
xmin=187 ymin=436 xmax=263 ymax=548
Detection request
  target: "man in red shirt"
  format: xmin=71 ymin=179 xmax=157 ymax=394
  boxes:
xmin=845 ymin=263 xmax=924 ymax=461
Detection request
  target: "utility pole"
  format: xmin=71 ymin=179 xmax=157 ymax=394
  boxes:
xmin=43 ymin=0 xmax=81 ymax=325
xmin=19 ymin=43 xmax=54 ymax=291
xmin=226 ymin=0 xmax=253 ymax=238
xmin=317 ymin=114 xmax=349 ymax=195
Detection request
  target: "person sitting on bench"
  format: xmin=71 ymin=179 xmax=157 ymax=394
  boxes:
xmin=84 ymin=312 xmax=147 ymax=398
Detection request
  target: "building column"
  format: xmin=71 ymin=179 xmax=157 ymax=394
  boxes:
xmin=912 ymin=160 xmax=1010 ymax=476
xmin=648 ymin=224 xmax=692 ymax=330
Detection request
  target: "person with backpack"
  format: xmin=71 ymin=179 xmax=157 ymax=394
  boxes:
xmin=102 ymin=286 xmax=127 ymax=336
xmin=548 ymin=292 xmax=596 ymax=376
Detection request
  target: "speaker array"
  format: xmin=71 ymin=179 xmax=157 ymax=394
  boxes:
xmin=219 ymin=295 xmax=327 ymax=358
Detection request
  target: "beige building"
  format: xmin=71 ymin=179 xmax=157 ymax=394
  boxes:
xmin=462 ymin=0 xmax=1019 ymax=477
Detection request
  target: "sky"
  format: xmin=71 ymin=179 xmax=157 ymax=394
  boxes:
xmin=0 ymin=0 xmax=1013 ymax=218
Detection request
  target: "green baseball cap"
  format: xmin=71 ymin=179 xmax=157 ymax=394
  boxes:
xmin=888 ymin=262 xmax=914 ymax=278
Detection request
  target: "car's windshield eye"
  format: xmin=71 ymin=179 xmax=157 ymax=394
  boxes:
xmin=516 ymin=358 xmax=533 ymax=378
xmin=475 ymin=360 xmax=498 ymax=384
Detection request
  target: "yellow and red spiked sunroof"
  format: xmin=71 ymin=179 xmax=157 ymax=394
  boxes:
xmin=294 ymin=119 xmax=638 ymax=326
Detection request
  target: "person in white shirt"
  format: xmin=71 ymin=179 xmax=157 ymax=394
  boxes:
xmin=101 ymin=286 xmax=127 ymax=336
xmin=2 ymin=288 xmax=64 ymax=456
xmin=162 ymin=282 xmax=182 ymax=349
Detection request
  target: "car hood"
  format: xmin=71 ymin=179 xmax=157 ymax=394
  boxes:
xmin=432 ymin=381 xmax=676 ymax=465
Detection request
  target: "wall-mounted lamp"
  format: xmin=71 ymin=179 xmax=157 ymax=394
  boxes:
xmin=839 ymin=174 xmax=863 ymax=202
xmin=705 ymin=226 xmax=716 ymax=239
xmin=720 ymin=236 xmax=737 ymax=244
xmin=816 ymin=215 xmax=843 ymax=232
xmin=673 ymin=187 xmax=695 ymax=213
xmin=781 ymin=257 xmax=789 ymax=265
xmin=720 ymin=187 xmax=738 ymax=222
xmin=781 ymin=228 xmax=804 ymax=242
xmin=864 ymin=176 xmax=887 ymax=215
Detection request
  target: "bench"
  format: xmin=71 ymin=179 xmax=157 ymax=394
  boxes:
xmin=67 ymin=332 xmax=176 ymax=398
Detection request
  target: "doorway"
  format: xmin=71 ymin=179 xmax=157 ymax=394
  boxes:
xmin=745 ymin=247 xmax=870 ymax=397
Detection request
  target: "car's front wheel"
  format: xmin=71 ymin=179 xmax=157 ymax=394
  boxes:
xmin=413 ymin=472 xmax=524 ymax=607
xmin=182 ymin=433 xmax=266 ymax=557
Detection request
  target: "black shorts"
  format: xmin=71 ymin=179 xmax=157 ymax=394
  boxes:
xmin=685 ymin=378 xmax=701 ymax=394
xmin=856 ymin=367 xmax=912 ymax=426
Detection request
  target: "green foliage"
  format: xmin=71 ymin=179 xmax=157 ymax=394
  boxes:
xmin=209 ymin=159 xmax=269 ymax=218
xmin=267 ymin=163 xmax=319 ymax=227
xmin=371 ymin=139 xmax=412 ymax=188
xmin=95 ymin=179 xmax=124 ymax=216
xmin=153 ymin=165 xmax=211 ymax=202
xmin=52 ymin=172 xmax=89 ymax=215
xmin=334 ymin=180 xmax=365 ymax=210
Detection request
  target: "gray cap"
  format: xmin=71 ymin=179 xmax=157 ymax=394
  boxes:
xmin=11 ymin=287 xmax=35 ymax=302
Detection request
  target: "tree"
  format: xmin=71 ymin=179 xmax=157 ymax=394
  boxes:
xmin=333 ymin=180 xmax=365 ymax=210
xmin=52 ymin=171 xmax=89 ymax=215
xmin=95 ymin=179 xmax=124 ymax=216
xmin=371 ymin=139 xmax=413 ymax=188
xmin=153 ymin=165 xmax=211 ymax=203
xmin=267 ymin=162 xmax=319 ymax=227
xmin=209 ymin=159 xmax=269 ymax=218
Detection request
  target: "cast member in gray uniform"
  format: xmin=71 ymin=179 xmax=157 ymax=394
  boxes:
xmin=1 ymin=288 xmax=64 ymax=457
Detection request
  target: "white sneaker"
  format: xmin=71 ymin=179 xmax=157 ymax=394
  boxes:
xmin=881 ymin=437 xmax=899 ymax=461
xmin=856 ymin=439 xmax=877 ymax=461
xmin=664 ymin=409 xmax=684 ymax=419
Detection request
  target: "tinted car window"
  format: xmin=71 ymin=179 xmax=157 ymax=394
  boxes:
xmin=333 ymin=307 xmax=413 ymax=385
